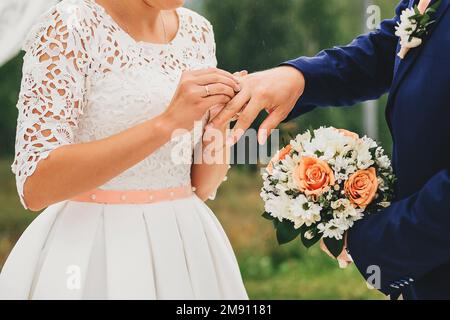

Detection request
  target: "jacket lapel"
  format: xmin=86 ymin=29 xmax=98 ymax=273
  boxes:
xmin=386 ymin=0 xmax=449 ymax=128
xmin=389 ymin=0 xmax=449 ymax=99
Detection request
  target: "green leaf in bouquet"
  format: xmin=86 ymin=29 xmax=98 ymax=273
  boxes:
xmin=420 ymin=14 xmax=431 ymax=24
xmin=285 ymin=189 xmax=300 ymax=197
xmin=430 ymin=0 xmax=442 ymax=11
xmin=276 ymin=220 xmax=301 ymax=245
xmin=272 ymin=219 xmax=280 ymax=229
xmin=300 ymin=228 xmax=322 ymax=249
xmin=262 ymin=211 xmax=275 ymax=221
xmin=314 ymin=150 xmax=325 ymax=158
xmin=323 ymin=237 xmax=345 ymax=258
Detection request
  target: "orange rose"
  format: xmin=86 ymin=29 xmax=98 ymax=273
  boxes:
xmin=293 ymin=157 xmax=335 ymax=196
xmin=267 ymin=145 xmax=292 ymax=174
xmin=345 ymin=167 xmax=379 ymax=208
xmin=336 ymin=128 xmax=360 ymax=140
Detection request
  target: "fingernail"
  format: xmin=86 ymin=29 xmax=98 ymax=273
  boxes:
xmin=258 ymin=131 xmax=267 ymax=145
xmin=233 ymin=131 xmax=243 ymax=143
xmin=235 ymin=84 xmax=241 ymax=92
xmin=226 ymin=135 xmax=235 ymax=146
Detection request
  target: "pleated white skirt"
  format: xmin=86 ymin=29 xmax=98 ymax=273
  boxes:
xmin=0 ymin=196 xmax=248 ymax=300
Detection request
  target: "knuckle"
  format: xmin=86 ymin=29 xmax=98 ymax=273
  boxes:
xmin=239 ymin=113 xmax=250 ymax=124
xmin=180 ymin=79 xmax=191 ymax=89
xmin=256 ymin=87 xmax=268 ymax=99
xmin=222 ymin=86 xmax=233 ymax=96
xmin=224 ymin=108 xmax=235 ymax=118
xmin=186 ymin=86 xmax=197 ymax=96
xmin=181 ymin=70 xmax=192 ymax=79
xmin=229 ymin=101 xmax=241 ymax=112
xmin=222 ymin=96 xmax=231 ymax=104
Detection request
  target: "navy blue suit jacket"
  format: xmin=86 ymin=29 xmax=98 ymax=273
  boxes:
xmin=283 ymin=0 xmax=450 ymax=299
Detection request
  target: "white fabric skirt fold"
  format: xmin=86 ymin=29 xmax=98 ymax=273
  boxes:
xmin=0 ymin=196 xmax=248 ymax=300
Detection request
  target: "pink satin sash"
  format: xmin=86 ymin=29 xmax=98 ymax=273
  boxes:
xmin=70 ymin=185 xmax=194 ymax=205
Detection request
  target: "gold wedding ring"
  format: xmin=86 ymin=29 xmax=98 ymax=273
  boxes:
xmin=231 ymin=112 xmax=241 ymax=122
xmin=204 ymin=85 xmax=211 ymax=97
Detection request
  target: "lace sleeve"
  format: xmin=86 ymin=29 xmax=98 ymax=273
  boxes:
xmin=202 ymin=19 xmax=217 ymax=68
xmin=11 ymin=6 xmax=90 ymax=209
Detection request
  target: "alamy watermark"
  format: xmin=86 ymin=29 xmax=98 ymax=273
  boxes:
xmin=366 ymin=265 xmax=381 ymax=290
xmin=66 ymin=264 xmax=82 ymax=291
xmin=366 ymin=5 xmax=382 ymax=31
xmin=170 ymin=121 xmax=280 ymax=166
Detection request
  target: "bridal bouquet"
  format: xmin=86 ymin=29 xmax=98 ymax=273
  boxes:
xmin=261 ymin=127 xmax=395 ymax=257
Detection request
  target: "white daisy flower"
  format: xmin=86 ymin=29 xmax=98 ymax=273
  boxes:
xmin=288 ymin=195 xmax=322 ymax=228
xmin=318 ymin=221 xmax=345 ymax=240
xmin=265 ymin=193 xmax=291 ymax=221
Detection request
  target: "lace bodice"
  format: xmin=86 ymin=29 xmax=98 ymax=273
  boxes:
xmin=11 ymin=0 xmax=217 ymax=209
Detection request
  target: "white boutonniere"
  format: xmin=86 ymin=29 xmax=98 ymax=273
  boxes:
xmin=395 ymin=0 xmax=442 ymax=59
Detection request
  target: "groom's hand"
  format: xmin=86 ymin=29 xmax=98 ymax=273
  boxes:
xmin=207 ymin=66 xmax=305 ymax=145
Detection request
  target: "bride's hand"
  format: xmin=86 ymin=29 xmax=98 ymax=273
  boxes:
xmin=208 ymin=70 xmax=249 ymax=126
xmin=164 ymin=68 xmax=240 ymax=130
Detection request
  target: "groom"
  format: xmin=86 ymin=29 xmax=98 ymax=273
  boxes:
xmin=209 ymin=0 xmax=450 ymax=300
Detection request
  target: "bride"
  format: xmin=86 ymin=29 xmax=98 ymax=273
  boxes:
xmin=0 ymin=0 xmax=247 ymax=300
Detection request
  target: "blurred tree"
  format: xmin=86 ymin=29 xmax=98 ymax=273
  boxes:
xmin=0 ymin=54 xmax=22 ymax=156
xmin=202 ymin=0 xmax=398 ymax=157
xmin=204 ymin=0 xmax=342 ymax=73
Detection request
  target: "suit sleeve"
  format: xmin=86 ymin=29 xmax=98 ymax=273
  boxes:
xmin=347 ymin=168 xmax=450 ymax=296
xmin=282 ymin=0 xmax=409 ymax=120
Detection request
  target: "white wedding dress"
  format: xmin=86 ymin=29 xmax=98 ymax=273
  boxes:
xmin=0 ymin=0 xmax=247 ymax=300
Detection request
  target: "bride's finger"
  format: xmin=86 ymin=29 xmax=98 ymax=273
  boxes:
xmin=213 ymin=68 xmax=241 ymax=83
xmin=233 ymin=70 xmax=248 ymax=77
xmin=201 ymin=83 xmax=236 ymax=99
xmin=197 ymin=74 xmax=241 ymax=92
xmin=194 ymin=68 xmax=240 ymax=85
